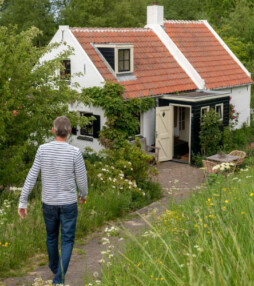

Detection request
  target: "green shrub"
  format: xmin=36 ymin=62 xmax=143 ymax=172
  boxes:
xmin=200 ymin=109 xmax=222 ymax=156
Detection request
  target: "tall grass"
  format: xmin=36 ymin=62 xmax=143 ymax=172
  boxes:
xmin=100 ymin=167 xmax=254 ymax=285
xmin=0 ymin=180 xmax=161 ymax=278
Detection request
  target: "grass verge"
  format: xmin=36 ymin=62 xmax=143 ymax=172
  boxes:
xmin=0 ymin=180 xmax=161 ymax=279
xmin=99 ymin=167 xmax=254 ymax=285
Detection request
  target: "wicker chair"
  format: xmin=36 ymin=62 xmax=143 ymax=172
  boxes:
xmin=202 ymin=160 xmax=219 ymax=174
xmin=129 ymin=137 xmax=160 ymax=162
xmin=229 ymin=150 xmax=246 ymax=166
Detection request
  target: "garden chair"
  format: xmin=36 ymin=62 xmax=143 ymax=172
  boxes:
xmin=202 ymin=160 xmax=219 ymax=179
xmin=129 ymin=137 xmax=160 ymax=163
xmin=229 ymin=150 xmax=246 ymax=166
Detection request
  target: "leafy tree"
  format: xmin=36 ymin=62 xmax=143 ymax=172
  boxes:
xmin=0 ymin=26 xmax=90 ymax=186
xmin=58 ymin=0 xmax=151 ymax=27
xmin=0 ymin=0 xmax=57 ymax=46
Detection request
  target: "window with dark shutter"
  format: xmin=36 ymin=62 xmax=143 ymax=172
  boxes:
xmin=80 ymin=113 xmax=93 ymax=137
xmin=60 ymin=60 xmax=71 ymax=80
xmin=78 ymin=112 xmax=101 ymax=140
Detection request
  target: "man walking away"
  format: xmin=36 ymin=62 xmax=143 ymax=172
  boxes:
xmin=18 ymin=116 xmax=88 ymax=285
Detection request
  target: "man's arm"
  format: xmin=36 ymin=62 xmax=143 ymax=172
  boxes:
xmin=18 ymin=147 xmax=41 ymax=212
xmin=74 ymin=150 xmax=88 ymax=202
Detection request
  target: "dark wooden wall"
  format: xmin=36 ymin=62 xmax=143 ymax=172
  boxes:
xmin=159 ymin=96 xmax=230 ymax=161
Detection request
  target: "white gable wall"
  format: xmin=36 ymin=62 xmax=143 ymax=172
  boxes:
xmin=41 ymin=27 xmax=106 ymax=152
xmin=216 ymin=84 xmax=251 ymax=128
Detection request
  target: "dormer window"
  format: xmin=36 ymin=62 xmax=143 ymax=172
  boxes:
xmin=96 ymin=44 xmax=134 ymax=74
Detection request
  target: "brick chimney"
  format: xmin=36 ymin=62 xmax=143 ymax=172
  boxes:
xmin=147 ymin=3 xmax=164 ymax=26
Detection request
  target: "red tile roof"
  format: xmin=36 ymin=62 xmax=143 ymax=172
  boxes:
xmin=71 ymin=28 xmax=196 ymax=99
xmin=164 ymin=21 xmax=253 ymax=89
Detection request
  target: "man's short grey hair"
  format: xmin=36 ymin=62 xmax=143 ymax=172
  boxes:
xmin=54 ymin=116 xmax=71 ymax=138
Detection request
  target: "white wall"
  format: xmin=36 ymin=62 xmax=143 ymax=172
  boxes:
xmin=142 ymin=108 xmax=155 ymax=145
xmin=41 ymin=27 xmax=106 ymax=152
xmin=216 ymin=84 xmax=251 ymax=128
xmin=41 ymin=27 xmax=105 ymax=91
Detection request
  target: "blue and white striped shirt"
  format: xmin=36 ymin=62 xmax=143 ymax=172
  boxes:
xmin=19 ymin=141 xmax=88 ymax=209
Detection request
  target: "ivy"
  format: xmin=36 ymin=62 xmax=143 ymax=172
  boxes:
xmin=82 ymin=82 xmax=155 ymax=148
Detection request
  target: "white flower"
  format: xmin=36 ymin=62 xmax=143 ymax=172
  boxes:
xmin=93 ymin=272 xmax=99 ymax=278
xmin=97 ymin=173 xmax=102 ymax=177
xmin=98 ymin=259 xmax=105 ymax=264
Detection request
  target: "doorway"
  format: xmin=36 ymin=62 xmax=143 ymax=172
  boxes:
xmin=155 ymin=104 xmax=191 ymax=163
xmin=172 ymin=105 xmax=191 ymax=163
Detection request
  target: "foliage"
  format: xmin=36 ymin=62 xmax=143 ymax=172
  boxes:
xmin=229 ymin=102 xmax=240 ymax=129
xmin=58 ymin=0 xmax=151 ymax=28
xmin=0 ymin=0 xmax=57 ymax=46
xmin=82 ymin=82 xmax=155 ymax=148
xmin=99 ymin=166 xmax=254 ymax=285
xmin=0 ymin=26 xmax=91 ymax=187
xmin=199 ymin=109 xmax=222 ymax=156
xmin=0 ymin=151 xmax=161 ymax=277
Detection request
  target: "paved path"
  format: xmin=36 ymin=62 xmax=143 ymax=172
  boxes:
xmin=1 ymin=162 xmax=204 ymax=286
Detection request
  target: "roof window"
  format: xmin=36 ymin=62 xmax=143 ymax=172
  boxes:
xmin=96 ymin=44 xmax=134 ymax=74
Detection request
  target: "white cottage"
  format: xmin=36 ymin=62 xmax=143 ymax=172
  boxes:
xmin=42 ymin=4 xmax=253 ymax=163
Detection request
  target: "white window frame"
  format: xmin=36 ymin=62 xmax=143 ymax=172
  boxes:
xmin=215 ymin=103 xmax=224 ymax=120
xmin=200 ymin=106 xmax=210 ymax=121
xmin=95 ymin=44 xmax=134 ymax=74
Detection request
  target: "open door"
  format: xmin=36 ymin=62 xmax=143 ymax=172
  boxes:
xmin=156 ymin=106 xmax=173 ymax=161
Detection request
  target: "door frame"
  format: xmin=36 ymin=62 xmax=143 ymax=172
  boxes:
xmin=170 ymin=103 xmax=192 ymax=163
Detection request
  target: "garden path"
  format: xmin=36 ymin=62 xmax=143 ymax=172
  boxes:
xmin=2 ymin=161 xmax=204 ymax=286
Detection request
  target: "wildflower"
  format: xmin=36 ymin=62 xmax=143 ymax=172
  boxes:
xmin=225 ymin=200 xmax=229 ymax=204
xmin=203 ymin=224 xmax=207 ymax=228
xmin=137 ymin=262 xmax=141 ymax=267
xmin=250 ymin=193 xmax=254 ymax=197
xmin=241 ymin=211 xmax=246 ymax=215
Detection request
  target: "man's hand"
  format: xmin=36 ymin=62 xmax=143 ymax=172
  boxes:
xmin=79 ymin=197 xmax=87 ymax=204
xmin=18 ymin=208 xmax=27 ymax=219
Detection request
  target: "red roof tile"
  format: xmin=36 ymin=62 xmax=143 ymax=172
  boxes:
xmin=71 ymin=28 xmax=196 ymax=99
xmin=164 ymin=22 xmax=253 ymax=89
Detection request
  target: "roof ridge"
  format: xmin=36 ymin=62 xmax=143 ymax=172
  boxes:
xmin=164 ymin=20 xmax=205 ymax=24
xmin=70 ymin=27 xmax=151 ymax=32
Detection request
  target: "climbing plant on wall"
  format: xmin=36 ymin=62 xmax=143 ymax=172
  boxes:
xmin=82 ymin=82 xmax=155 ymax=148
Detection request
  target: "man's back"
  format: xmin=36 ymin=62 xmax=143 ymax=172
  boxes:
xmin=19 ymin=141 xmax=87 ymax=208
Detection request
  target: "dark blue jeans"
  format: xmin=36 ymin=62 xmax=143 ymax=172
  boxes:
xmin=42 ymin=202 xmax=78 ymax=285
